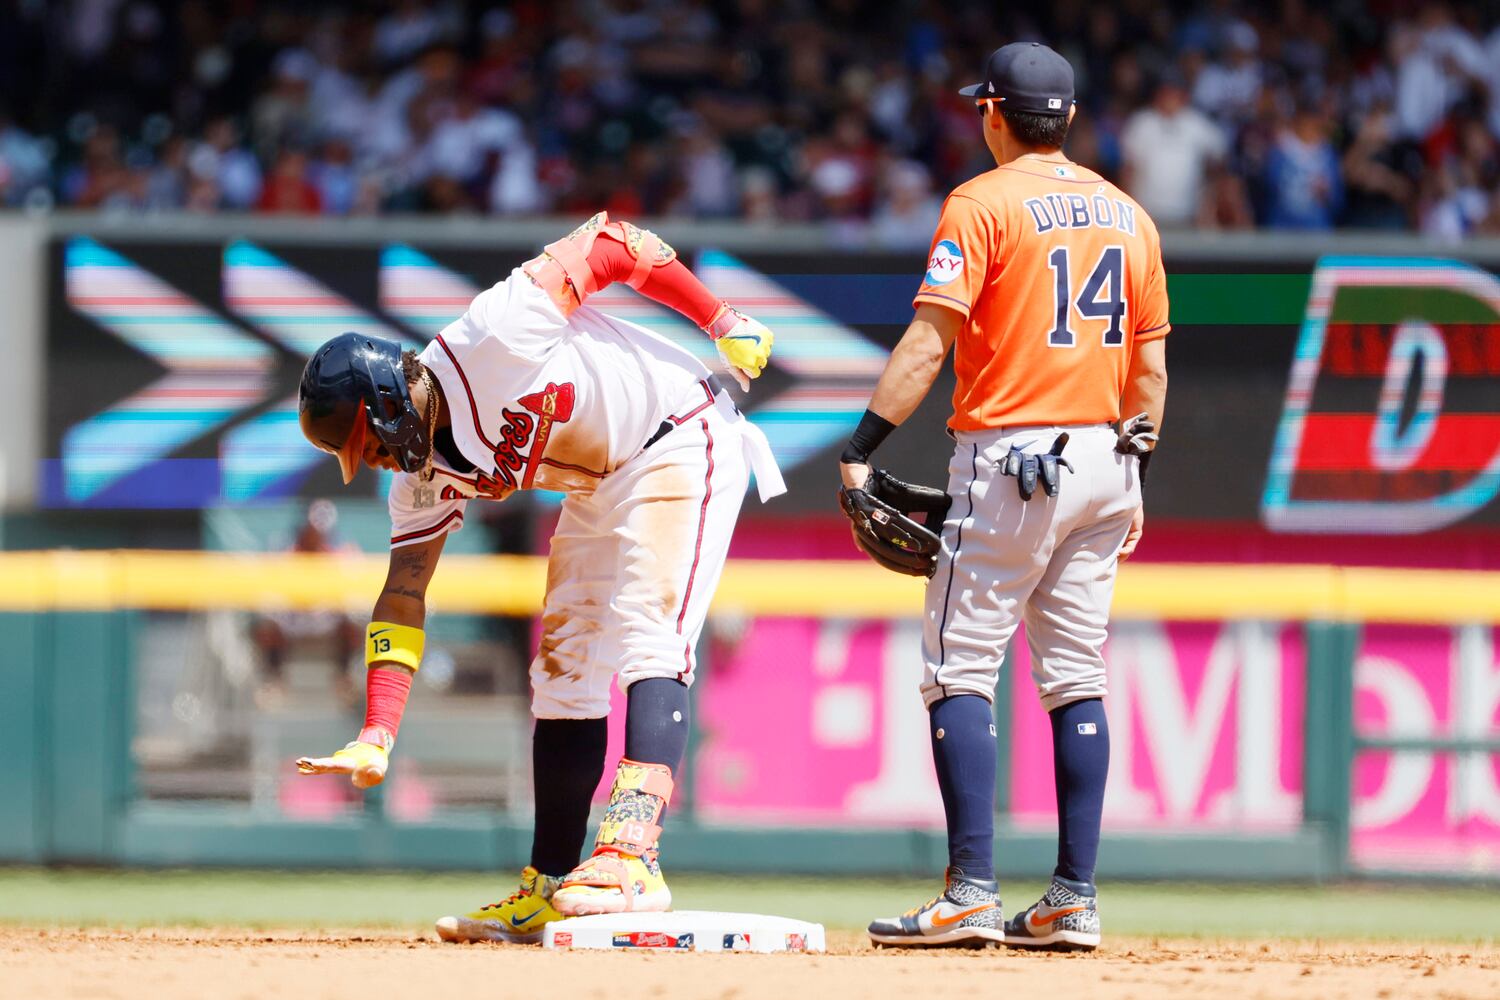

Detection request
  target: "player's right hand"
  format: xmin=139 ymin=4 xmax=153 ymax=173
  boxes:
xmin=1118 ymin=505 xmax=1145 ymax=561
xmin=296 ymin=740 xmax=389 ymax=789
xmin=1115 ymin=412 xmax=1158 ymax=455
xmin=712 ymin=310 xmax=774 ymax=391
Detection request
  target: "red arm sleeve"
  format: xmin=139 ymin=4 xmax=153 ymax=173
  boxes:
xmin=585 ymin=237 xmax=725 ymax=329
xmin=359 ymin=666 xmax=413 ymax=746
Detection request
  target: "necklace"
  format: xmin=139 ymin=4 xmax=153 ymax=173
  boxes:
xmin=419 ymin=367 xmax=439 ymax=482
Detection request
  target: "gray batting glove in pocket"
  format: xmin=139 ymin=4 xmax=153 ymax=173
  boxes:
xmin=1001 ymin=433 xmax=1073 ymax=501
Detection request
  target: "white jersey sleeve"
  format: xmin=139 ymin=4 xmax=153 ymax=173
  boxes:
xmin=388 ymin=471 xmax=467 ymax=549
xmin=462 ymin=268 xmax=572 ymax=364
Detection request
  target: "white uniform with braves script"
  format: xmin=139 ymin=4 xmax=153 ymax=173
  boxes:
xmin=388 ymin=268 xmax=784 ymax=718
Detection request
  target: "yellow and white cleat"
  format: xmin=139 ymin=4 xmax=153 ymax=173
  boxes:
xmin=552 ymin=759 xmax=675 ymax=916
xmin=434 ymin=866 xmax=565 ymax=944
xmin=552 ymin=846 xmax=672 ymax=916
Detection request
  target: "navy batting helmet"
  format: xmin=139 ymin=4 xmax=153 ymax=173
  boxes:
xmin=298 ymin=333 xmax=431 ymax=484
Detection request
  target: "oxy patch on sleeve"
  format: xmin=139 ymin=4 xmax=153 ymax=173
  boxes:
xmin=924 ymin=239 xmax=965 ymax=286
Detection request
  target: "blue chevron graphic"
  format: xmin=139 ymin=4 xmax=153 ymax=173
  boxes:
xmin=219 ymin=241 xmax=420 ymax=501
xmin=60 ymin=238 xmax=274 ymax=503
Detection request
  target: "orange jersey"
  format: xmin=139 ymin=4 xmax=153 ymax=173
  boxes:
xmin=914 ymin=157 xmax=1170 ymax=431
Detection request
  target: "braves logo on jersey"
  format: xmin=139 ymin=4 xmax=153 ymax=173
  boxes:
xmin=487 ymin=381 xmax=578 ymax=491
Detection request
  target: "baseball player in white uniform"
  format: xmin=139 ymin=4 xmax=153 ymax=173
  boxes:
xmin=293 ymin=212 xmax=783 ymax=942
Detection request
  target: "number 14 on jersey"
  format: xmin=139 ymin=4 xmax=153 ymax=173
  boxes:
xmin=1047 ymin=245 xmax=1127 ymax=349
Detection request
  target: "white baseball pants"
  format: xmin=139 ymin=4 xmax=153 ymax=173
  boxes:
xmin=922 ymin=424 xmax=1141 ymax=712
xmin=530 ymin=395 xmax=761 ymax=719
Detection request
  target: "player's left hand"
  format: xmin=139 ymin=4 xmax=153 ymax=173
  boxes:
xmin=839 ymin=466 xmax=951 ymax=578
xmin=1119 ymin=505 xmax=1145 ymax=561
xmin=296 ymin=740 xmax=389 ymax=789
xmin=712 ymin=310 xmax=774 ymax=391
xmin=839 ymin=460 xmax=871 ymax=491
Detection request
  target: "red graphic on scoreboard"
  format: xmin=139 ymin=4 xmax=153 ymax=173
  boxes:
xmin=1262 ymin=258 xmax=1500 ymax=533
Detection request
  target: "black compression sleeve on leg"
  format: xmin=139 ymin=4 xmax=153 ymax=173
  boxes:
xmin=529 ymin=717 xmax=609 ymax=877
xmin=840 ymin=409 xmax=898 ymax=464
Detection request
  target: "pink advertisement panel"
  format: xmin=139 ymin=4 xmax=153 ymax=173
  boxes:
xmin=690 ymin=618 xmax=1310 ymax=833
xmin=657 ymin=615 xmax=1500 ymax=875
xmin=691 ymin=619 xmax=944 ymax=826
xmin=1008 ymin=622 xmax=1306 ymax=833
xmin=1351 ymin=625 xmax=1500 ymax=874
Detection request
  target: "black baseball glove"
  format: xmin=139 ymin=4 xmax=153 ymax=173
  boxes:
xmin=838 ymin=467 xmax=953 ymax=577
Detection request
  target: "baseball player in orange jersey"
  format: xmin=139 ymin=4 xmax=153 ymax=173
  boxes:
xmin=842 ymin=43 xmax=1169 ymax=949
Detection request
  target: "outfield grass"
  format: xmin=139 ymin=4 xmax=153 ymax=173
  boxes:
xmin=0 ymin=868 xmax=1495 ymax=943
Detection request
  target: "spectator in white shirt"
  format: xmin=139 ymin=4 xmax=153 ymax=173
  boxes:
xmin=1391 ymin=6 xmax=1488 ymax=142
xmin=1121 ymin=72 xmax=1229 ymax=227
xmin=870 ymin=158 xmax=942 ymax=250
xmin=423 ymin=92 xmax=525 ymax=186
xmin=673 ymin=122 xmax=740 ymax=218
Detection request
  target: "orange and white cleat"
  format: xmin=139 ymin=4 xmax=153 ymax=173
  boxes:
xmin=552 ymin=759 xmax=674 ymax=916
xmin=867 ymin=868 xmax=1005 ymax=948
xmin=1004 ymin=876 xmax=1100 ymax=951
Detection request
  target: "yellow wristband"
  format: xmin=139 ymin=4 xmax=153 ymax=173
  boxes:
xmin=366 ymin=621 xmax=425 ymax=671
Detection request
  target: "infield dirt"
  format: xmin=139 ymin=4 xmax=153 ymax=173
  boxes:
xmin=6 ymin=927 xmax=1499 ymax=1000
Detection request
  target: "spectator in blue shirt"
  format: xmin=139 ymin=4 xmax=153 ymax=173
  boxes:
xmin=1264 ymin=104 xmax=1344 ymax=229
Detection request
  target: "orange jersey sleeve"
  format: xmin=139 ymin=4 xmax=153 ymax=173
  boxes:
xmin=913 ymin=194 xmax=999 ymax=319
xmin=1134 ymin=236 xmax=1170 ymax=342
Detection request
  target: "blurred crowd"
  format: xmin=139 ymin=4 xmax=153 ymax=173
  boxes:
xmin=1 ymin=0 xmax=1499 ymax=242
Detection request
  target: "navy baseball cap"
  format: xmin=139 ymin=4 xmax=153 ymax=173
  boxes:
xmin=960 ymin=42 xmax=1075 ymax=116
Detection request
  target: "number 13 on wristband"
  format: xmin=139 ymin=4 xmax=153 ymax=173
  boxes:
xmin=366 ymin=621 xmax=425 ymax=671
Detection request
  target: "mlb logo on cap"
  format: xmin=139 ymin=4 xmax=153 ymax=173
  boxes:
xmin=1048 ymin=98 xmax=1062 ymax=109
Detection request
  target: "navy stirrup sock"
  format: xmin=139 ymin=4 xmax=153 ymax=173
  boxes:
xmin=529 ymin=717 xmax=608 ymax=876
xmin=1049 ymin=697 xmax=1110 ymax=885
xmin=929 ymin=695 xmax=998 ymax=881
xmin=624 ymin=677 xmax=691 ymax=774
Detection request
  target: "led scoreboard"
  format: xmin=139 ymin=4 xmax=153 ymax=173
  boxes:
xmin=1263 ymin=258 xmax=1500 ymax=533
xmin=41 ymin=236 xmax=1500 ymax=538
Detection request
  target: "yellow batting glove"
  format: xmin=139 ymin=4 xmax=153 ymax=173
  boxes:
xmin=708 ymin=307 xmax=774 ymax=391
xmin=296 ymin=740 xmax=389 ymax=789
